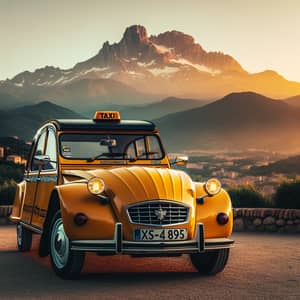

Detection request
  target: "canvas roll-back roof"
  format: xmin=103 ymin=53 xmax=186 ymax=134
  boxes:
xmin=50 ymin=119 xmax=156 ymax=131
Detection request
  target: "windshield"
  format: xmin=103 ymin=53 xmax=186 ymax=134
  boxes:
xmin=60 ymin=133 xmax=164 ymax=160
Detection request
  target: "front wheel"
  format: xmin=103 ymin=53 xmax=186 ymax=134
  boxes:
xmin=49 ymin=211 xmax=85 ymax=279
xmin=16 ymin=223 xmax=32 ymax=252
xmin=190 ymin=248 xmax=230 ymax=275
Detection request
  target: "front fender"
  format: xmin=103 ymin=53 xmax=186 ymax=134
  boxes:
xmin=56 ymin=183 xmax=116 ymax=240
xmin=194 ymin=182 xmax=233 ymax=239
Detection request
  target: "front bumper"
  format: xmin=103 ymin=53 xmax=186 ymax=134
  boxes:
xmin=70 ymin=223 xmax=234 ymax=254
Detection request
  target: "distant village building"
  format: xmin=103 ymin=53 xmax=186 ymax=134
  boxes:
xmin=0 ymin=146 xmax=4 ymax=158
xmin=0 ymin=136 xmax=31 ymax=159
xmin=187 ymin=163 xmax=204 ymax=169
xmin=7 ymin=155 xmax=22 ymax=164
xmin=261 ymin=185 xmax=275 ymax=196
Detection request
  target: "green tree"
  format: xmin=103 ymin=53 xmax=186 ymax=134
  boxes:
xmin=0 ymin=179 xmax=17 ymax=205
xmin=228 ymin=185 xmax=270 ymax=208
xmin=273 ymin=180 xmax=300 ymax=209
xmin=0 ymin=161 xmax=23 ymax=205
xmin=0 ymin=161 xmax=24 ymax=184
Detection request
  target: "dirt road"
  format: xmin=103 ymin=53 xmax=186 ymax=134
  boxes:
xmin=0 ymin=226 xmax=299 ymax=299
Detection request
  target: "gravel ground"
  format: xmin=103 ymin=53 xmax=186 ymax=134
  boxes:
xmin=0 ymin=226 xmax=299 ymax=300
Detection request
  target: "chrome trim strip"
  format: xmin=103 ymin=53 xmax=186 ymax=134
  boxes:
xmin=10 ymin=216 xmax=21 ymax=222
xmin=123 ymin=240 xmax=196 ymax=246
xmin=197 ymin=223 xmax=205 ymax=252
xmin=70 ymin=222 xmax=234 ymax=253
xmin=115 ymin=223 xmax=123 ymax=253
xmin=72 ymin=240 xmax=116 ymax=245
xmin=71 ymin=222 xmax=209 ymax=253
xmin=20 ymin=221 xmax=43 ymax=234
xmin=126 ymin=199 xmax=191 ymax=227
xmin=122 ymin=248 xmax=198 ymax=254
xmin=71 ymin=240 xmax=234 ymax=253
xmin=25 ymin=175 xmax=57 ymax=183
xmin=205 ymin=238 xmax=234 ymax=250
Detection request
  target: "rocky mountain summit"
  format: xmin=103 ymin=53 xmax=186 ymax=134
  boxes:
xmin=74 ymin=25 xmax=244 ymax=75
xmin=1 ymin=25 xmax=300 ymax=109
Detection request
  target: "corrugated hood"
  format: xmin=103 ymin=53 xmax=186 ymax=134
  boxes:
xmin=63 ymin=166 xmax=196 ymax=229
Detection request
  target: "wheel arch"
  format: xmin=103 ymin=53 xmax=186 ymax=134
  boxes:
xmin=194 ymin=182 xmax=233 ymax=238
xmin=38 ymin=189 xmax=61 ymax=257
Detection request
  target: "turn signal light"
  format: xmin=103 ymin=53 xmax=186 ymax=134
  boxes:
xmin=74 ymin=213 xmax=88 ymax=226
xmin=216 ymin=213 xmax=229 ymax=225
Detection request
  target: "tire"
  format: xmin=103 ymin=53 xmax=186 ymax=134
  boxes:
xmin=49 ymin=210 xmax=85 ymax=279
xmin=16 ymin=223 xmax=32 ymax=252
xmin=190 ymin=248 xmax=230 ymax=275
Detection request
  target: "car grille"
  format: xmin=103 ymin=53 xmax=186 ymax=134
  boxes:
xmin=127 ymin=201 xmax=190 ymax=226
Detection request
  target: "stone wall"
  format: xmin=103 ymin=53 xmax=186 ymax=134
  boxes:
xmin=233 ymin=208 xmax=300 ymax=234
xmin=1 ymin=206 xmax=300 ymax=233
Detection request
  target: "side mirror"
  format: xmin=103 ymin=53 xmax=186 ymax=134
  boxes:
xmin=100 ymin=138 xmax=117 ymax=147
xmin=33 ymin=155 xmax=51 ymax=166
xmin=174 ymin=156 xmax=189 ymax=167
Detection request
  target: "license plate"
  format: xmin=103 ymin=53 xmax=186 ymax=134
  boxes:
xmin=134 ymin=228 xmax=188 ymax=241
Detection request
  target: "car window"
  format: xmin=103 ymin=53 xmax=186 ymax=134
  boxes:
xmin=44 ymin=129 xmax=57 ymax=170
xmin=60 ymin=134 xmax=164 ymax=161
xmin=126 ymin=143 xmax=136 ymax=158
xmin=135 ymin=138 xmax=146 ymax=158
xmin=31 ymin=130 xmax=47 ymax=171
xmin=147 ymin=136 xmax=162 ymax=159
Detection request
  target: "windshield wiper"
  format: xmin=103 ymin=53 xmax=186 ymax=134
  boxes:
xmin=87 ymin=151 xmax=160 ymax=163
xmin=129 ymin=151 xmax=159 ymax=162
xmin=87 ymin=153 xmax=127 ymax=162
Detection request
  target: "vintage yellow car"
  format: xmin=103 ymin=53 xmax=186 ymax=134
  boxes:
xmin=10 ymin=111 xmax=234 ymax=279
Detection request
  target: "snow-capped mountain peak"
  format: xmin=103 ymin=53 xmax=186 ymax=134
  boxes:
xmin=8 ymin=24 xmax=245 ymax=89
xmin=2 ymin=24 xmax=300 ymax=103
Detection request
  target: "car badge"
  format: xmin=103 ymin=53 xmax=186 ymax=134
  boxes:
xmin=154 ymin=208 xmax=167 ymax=221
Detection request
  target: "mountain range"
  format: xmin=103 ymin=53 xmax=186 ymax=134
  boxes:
xmin=156 ymin=92 xmax=300 ymax=152
xmin=2 ymin=92 xmax=300 ymax=153
xmin=1 ymin=24 xmax=300 ymax=112
xmin=250 ymin=155 xmax=300 ymax=175
xmin=0 ymin=96 xmax=204 ymax=140
xmin=99 ymin=97 xmax=208 ymax=120
xmin=284 ymin=95 xmax=300 ymax=107
xmin=0 ymin=101 xmax=82 ymax=139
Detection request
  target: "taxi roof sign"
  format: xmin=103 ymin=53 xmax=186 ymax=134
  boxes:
xmin=93 ymin=111 xmax=121 ymax=122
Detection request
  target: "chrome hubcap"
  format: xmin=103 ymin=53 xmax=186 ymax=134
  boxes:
xmin=51 ymin=218 xmax=69 ymax=269
xmin=17 ymin=224 xmax=22 ymax=246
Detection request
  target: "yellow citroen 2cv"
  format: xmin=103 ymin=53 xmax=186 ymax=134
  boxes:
xmin=10 ymin=111 xmax=234 ymax=279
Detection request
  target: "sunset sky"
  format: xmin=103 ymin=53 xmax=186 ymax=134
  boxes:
xmin=1 ymin=0 xmax=299 ymax=82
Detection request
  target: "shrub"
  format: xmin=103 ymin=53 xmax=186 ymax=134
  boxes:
xmin=0 ymin=161 xmax=23 ymax=205
xmin=273 ymin=180 xmax=300 ymax=209
xmin=0 ymin=179 xmax=17 ymax=205
xmin=0 ymin=161 xmax=24 ymax=184
xmin=228 ymin=185 xmax=271 ymax=208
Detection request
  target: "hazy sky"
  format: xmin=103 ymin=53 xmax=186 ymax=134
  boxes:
xmin=1 ymin=0 xmax=299 ymax=81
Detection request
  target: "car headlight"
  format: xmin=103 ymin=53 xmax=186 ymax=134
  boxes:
xmin=87 ymin=177 xmax=105 ymax=195
xmin=204 ymin=178 xmax=222 ymax=196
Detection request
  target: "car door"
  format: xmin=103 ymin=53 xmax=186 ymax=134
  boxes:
xmin=31 ymin=127 xmax=58 ymax=228
xmin=21 ymin=129 xmax=47 ymax=225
